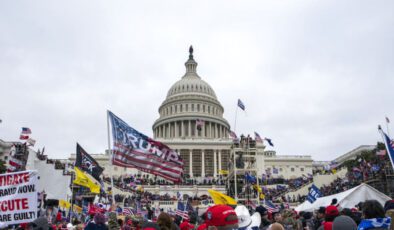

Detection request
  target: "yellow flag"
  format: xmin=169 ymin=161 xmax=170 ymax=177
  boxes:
xmin=332 ymin=169 xmax=337 ymax=174
xmin=73 ymin=167 xmax=100 ymax=194
xmin=59 ymin=199 xmax=71 ymax=209
xmin=259 ymin=193 xmax=265 ymax=200
xmin=208 ymin=189 xmax=237 ymax=205
xmin=219 ymin=170 xmax=229 ymax=175
xmin=73 ymin=205 xmax=82 ymax=213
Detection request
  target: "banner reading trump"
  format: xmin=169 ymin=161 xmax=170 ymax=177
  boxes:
xmin=0 ymin=170 xmax=38 ymax=226
xmin=108 ymin=111 xmax=184 ymax=182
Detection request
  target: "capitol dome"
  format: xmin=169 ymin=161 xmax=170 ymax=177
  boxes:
xmin=153 ymin=46 xmax=230 ymax=140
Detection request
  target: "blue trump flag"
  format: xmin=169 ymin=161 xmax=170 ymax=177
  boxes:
xmin=379 ymin=127 xmax=394 ymax=170
xmin=307 ymin=184 xmax=322 ymax=203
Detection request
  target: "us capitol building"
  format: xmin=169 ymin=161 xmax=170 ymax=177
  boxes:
xmin=73 ymin=47 xmax=314 ymax=181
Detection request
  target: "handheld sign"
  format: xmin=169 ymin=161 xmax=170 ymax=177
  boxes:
xmin=0 ymin=170 xmax=38 ymax=226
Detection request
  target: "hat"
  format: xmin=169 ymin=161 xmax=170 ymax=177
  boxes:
xmin=180 ymin=220 xmax=195 ymax=230
xmin=317 ymin=207 xmax=326 ymax=214
xmin=384 ymin=200 xmax=394 ymax=212
xmin=32 ymin=217 xmax=49 ymax=230
xmin=196 ymin=223 xmax=207 ymax=230
xmin=205 ymin=205 xmax=238 ymax=227
xmin=247 ymin=212 xmax=261 ymax=230
xmin=235 ymin=205 xmax=252 ymax=229
xmin=255 ymin=206 xmax=268 ymax=216
xmin=142 ymin=222 xmax=160 ymax=230
xmin=325 ymin=205 xmax=339 ymax=217
xmin=332 ymin=215 xmax=357 ymax=230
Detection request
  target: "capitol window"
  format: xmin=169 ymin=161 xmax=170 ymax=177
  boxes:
xmin=186 ymin=104 xmax=188 ymax=111
xmin=208 ymin=106 xmax=210 ymax=113
xmin=192 ymin=104 xmax=194 ymax=111
xmin=291 ymin=168 xmax=295 ymax=172
xmin=197 ymin=104 xmax=200 ymax=111
xmin=301 ymin=168 xmax=304 ymax=171
xmin=203 ymin=105 xmax=205 ymax=112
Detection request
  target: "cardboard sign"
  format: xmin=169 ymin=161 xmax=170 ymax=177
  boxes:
xmin=0 ymin=171 xmax=38 ymax=226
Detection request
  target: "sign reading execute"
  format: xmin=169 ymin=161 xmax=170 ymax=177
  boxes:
xmin=0 ymin=171 xmax=38 ymax=226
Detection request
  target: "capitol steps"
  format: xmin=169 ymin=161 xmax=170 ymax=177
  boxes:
xmin=284 ymin=168 xmax=348 ymax=200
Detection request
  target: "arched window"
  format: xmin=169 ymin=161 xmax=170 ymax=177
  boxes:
xmin=191 ymin=104 xmax=194 ymax=111
xmin=197 ymin=104 xmax=200 ymax=112
xmin=180 ymin=104 xmax=183 ymax=112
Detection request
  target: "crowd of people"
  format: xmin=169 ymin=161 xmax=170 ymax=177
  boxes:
xmin=4 ymin=198 xmax=394 ymax=230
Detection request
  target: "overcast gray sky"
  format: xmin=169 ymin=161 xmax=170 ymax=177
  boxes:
xmin=1 ymin=0 xmax=393 ymax=161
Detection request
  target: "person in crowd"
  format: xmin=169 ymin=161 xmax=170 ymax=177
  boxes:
xmin=142 ymin=222 xmax=160 ymax=230
xmin=84 ymin=213 xmax=108 ymax=230
xmin=318 ymin=205 xmax=339 ymax=230
xmin=298 ymin=212 xmax=314 ymax=230
xmin=358 ymin=200 xmax=391 ymax=230
xmin=383 ymin=200 xmax=394 ymax=230
xmin=267 ymin=223 xmax=285 ymax=230
xmin=157 ymin=213 xmax=173 ymax=230
xmin=272 ymin=212 xmax=284 ymax=226
xmin=203 ymin=204 xmax=239 ymax=230
xmin=330 ymin=199 xmax=337 ymax=206
xmin=107 ymin=212 xmax=120 ymax=230
xmin=179 ymin=219 xmax=195 ymax=230
xmin=313 ymin=207 xmax=325 ymax=230
xmin=256 ymin=205 xmax=271 ymax=230
xmin=332 ymin=215 xmax=357 ymax=230
xmin=281 ymin=209 xmax=297 ymax=230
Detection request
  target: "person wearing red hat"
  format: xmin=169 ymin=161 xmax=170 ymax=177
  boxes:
xmin=180 ymin=220 xmax=195 ymax=230
xmin=318 ymin=205 xmax=339 ymax=230
xmin=204 ymin=205 xmax=239 ymax=230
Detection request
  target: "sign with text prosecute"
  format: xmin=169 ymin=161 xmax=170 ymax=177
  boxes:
xmin=0 ymin=171 xmax=38 ymax=225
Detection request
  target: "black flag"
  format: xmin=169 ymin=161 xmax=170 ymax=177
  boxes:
xmin=75 ymin=143 xmax=104 ymax=181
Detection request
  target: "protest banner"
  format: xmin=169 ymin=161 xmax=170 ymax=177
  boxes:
xmin=0 ymin=170 xmax=38 ymax=226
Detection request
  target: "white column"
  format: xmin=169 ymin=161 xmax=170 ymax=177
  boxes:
xmin=218 ymin=150 xmax=222 ymax=171
xmin=181 ymin=121 xmax=184 ymax=137
xmin=175 ymin=122 xmax=178 ymax=137
xmin=214 ymin=150 xmax=217 ymax=177
xmin=202 ymin=122 xmax=205 ymax=138
xmin=189 ymin=149 xmax=193 ymax=177
xmin=188 ymin=120 xmax=191 ymax=137
xmin=201 ymin=150 xmax=205 ymax=178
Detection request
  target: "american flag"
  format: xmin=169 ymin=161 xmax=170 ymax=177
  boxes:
xmin=108 ymin=111 xmax=184 ymax=182
xmin=229 ymin=131 xmax=238 ymax=140
xmin=254 ymin=132 xmax=263 ymax=143
xmin=196 ymin=119 xmax=205 ymax=126
xmin=264 ymin=200 xmax=279 ymax=213
xmin=21 ymin=127 xmax=32 ymax=134
xmin=246 ymin=200 xmax=257 ymax=209
xmin=237 ymin=99 xmax=245 ymax=111
xmin=123 ymin=207 xmax=134 ymax=216
xmin=175 ymin=202 xmax=189 ymax=220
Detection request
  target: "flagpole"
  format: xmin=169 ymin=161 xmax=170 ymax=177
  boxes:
xmin=107 ymin=110 xmax=115 ymax=204
xmin=70 ymin=172 xmax=74 ymax=221
xmin=386 ymin=118 xmax=390 ymax=137
xmin=234 ymin=105 xmax=238 ymax=133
